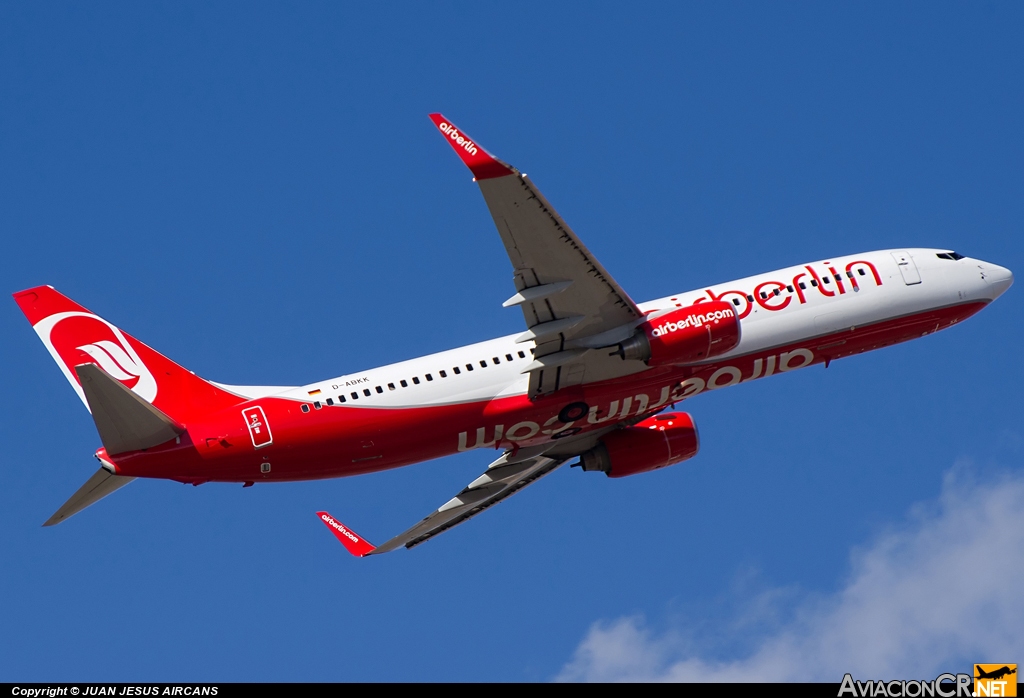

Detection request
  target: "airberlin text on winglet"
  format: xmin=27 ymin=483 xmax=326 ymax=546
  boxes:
xmin=437 ymin=121 xmax=479 ymax=156
xmin=428 ymin=113 xmax=513 ymax=180
xmin=317 ymin=511 xmax=375 ymax=556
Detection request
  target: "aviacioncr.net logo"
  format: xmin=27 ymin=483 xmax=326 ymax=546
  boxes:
xmin=838 ymin=672 xmax=975 ymax=698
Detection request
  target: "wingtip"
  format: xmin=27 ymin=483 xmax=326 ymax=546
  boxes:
xmin=316 ymin=511 xmax=376 ymax=557
xmin=428 ymin=113 xmax=515 ymax=180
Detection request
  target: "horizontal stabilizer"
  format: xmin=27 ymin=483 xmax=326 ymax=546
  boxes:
xmin=44 ymin=467 xmax=135 ymax=526
xmin=75 ymin=363 xmax=185 ymax=455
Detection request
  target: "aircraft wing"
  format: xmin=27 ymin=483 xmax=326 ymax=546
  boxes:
xmin=429 ymin=114 xmax=648 ymax=397
xmin=319 ymin=449 xmax=569 ymax=556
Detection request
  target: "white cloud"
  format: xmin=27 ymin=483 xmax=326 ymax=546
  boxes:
xmin=557 ymin=466 xmax=1024 ymax=682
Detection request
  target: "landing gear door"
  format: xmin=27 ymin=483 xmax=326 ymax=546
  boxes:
xmin=891 ymin=251 xmax=922 ymax=285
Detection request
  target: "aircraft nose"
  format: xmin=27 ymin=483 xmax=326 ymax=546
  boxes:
xmin=982 ymin=262 xmax=1013 ymax=300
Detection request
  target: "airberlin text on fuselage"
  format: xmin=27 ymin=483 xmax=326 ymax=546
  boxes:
xmin=457 ymin=346 xmax=815 ymax=451
xmin=652 ymin=307 xmax=733 ymax=337
xmin=438 ymin=122 xmax=479 ymax=157
xmin=701 ymin=260 xmax=884 ymax=320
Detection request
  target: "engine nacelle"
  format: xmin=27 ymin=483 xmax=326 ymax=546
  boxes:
xmin=615 ymin=301 xmax=740 ymax=366
xmin=579 ymin=412 xmax=700 ymax=478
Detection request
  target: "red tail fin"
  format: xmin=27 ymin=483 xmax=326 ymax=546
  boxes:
xmin=13 ymin=286 xmax=244 ymax=424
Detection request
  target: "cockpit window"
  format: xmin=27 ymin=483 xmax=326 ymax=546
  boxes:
xmin=936 ymin=252 xmax=965 ymax=260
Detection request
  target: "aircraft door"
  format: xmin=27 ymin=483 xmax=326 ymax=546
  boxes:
xmin=891 ymin=251 xmax=922 ymax=285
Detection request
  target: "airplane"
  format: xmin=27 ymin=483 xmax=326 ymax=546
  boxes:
xmin=975 ymin=666 xmax=1017 ymax=681
xmin=13 ymin=113 xmax=1013 ymax=557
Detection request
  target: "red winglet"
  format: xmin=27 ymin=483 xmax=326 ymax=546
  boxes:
xmin=428 ymin=113 xmax=515 ymax=180
xmin=316 ymin=511 xmax=376 ymax=557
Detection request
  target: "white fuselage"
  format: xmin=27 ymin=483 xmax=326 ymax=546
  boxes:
xmin=223 ymin=249 xmax=1012 ymax=408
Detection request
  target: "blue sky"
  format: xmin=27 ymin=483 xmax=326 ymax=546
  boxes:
xmin=2 ymin=2 xmax=1022 ymax=682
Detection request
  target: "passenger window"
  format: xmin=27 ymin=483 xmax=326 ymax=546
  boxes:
xmin=811 ymin=279 xmax=818 ymax=287
xmin=453 ymin=367 xmax=461 ymax=375
xmin=351 ymin=392 xmax=358 ymax=400
xmin=466 ymin=364 xmax=474 ymax=371
xmin=376 ymin=386 xmax=383 ymax=394
xmin=846 ymin=271 xmax=853 ymax=278
xmin=760 ymin=292 xmax=768 ymax=299
xmin=823 ymin=277 xmax=831 ymax=285
xmin=834 ymin=274 xmax=842 ymax=282
xmin=400 ymin=380 xmax=408 ymax=387
xmin=314 ymin=401 xmax=322 ymax=409
xmin=506 ymin=354 xmax=513 ymax=361
xmin=732 ymin=298 xmax=740 ymax=306
xmin=799 ymin=282 xmax=807 ymax=289
xmin=492 ymin=357 xmax=500 ymax=364
xmin=480 ymin=360 xmax=487 ymax=368
xmin=518 ymin=351 xmax=526 ymax=358
xmin=413 ymin=376 xmax=421 ymax=384
xmin=326 ymin=398 xmax=334 ymax=406
xmin=786 ymin=285 xmax=793 ymax=292
xmin=439 ymin=370 xmax=447 ymax=378
xmin=388 ymin=383 xmax=395 ymax=390
xmin=773 ymin=288 xmax=780 ymax=296
xmin=746 ymin=294 xmax=754 ymax=302
xmin=858 ymin=268 xmax=866 ymax=276
xmin=301 ymin=404 xmax=310 ymax=413
xmin=425 ymin=374 xmax=433 ymax=381
xmin=363 ymin=389 xmax=371 ymax=397
xmin=338 ymin=395 xmax=346 ymax=403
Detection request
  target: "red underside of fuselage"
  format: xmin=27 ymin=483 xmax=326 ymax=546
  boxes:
xmin=109 ymin=301 xmax=987 ymax=484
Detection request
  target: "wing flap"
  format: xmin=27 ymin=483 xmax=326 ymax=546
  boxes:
xmin=373 ymin=455 xmax=565 ymax=554
xmin=477 ymin=173 xmax=643 ymax=339
xmin=318 ymin=453 xmax=567 ymax=556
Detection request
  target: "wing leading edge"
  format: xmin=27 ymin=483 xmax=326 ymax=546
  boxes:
xmin=428 ymin=114 xmax=648 ymax=398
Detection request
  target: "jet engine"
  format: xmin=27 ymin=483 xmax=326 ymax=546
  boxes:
xmin=579 ymin=412 xmax=700 ymax=478
xmin=614 ymin=300 xmax=740 ymax=366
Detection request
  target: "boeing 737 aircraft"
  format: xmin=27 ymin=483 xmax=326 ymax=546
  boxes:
xmin=14 ymin=114 xmax=1013 ymax=556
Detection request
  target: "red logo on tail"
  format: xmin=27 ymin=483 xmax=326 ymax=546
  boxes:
xmin=34 ymin=311 xmax=157 ymax=403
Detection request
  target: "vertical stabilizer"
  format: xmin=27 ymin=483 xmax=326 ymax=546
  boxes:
xmin=13 ymin=285 xmax=245 ymax=424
